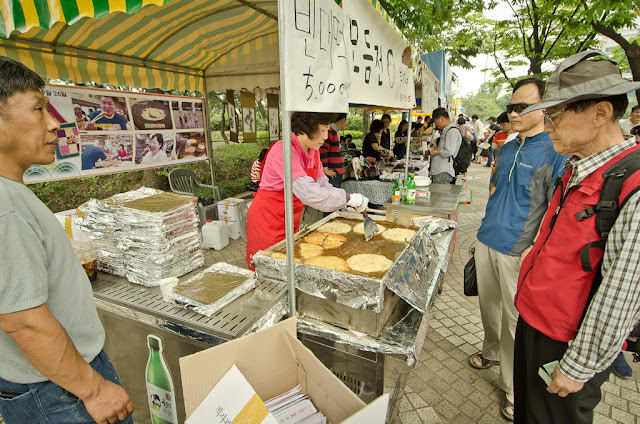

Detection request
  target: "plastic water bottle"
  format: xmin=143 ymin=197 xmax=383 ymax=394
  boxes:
xmin=202 ymin=220 xmax=229 ymax=250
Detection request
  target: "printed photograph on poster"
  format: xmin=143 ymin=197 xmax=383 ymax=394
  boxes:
xmin=135 ymin=133 xmax=175 ymax=165
xmin=80 ymin=134 xmax=134 ymax=170
xmin=130 ymin=98 xmax=173 ymax=130
xmin=227 ymin=104 xmax=237 ymax=133
xmin=172 ymin=101 xmax=204 ymax=130
xmin=176 ymin=132 xmax=207 ymax=160
xmin=56 ymin=123 xmax=80 ymax=159
xmin=268 ymin=108 xmax=279 ymax=140
xmin=242 ymin=108 xmax=255 ymax=133
xmin=71 ymin=94 xmax=132 ymax=131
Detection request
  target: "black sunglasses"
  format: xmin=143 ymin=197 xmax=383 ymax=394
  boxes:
xmin=506 ymin=103 xmax=533 ymax=114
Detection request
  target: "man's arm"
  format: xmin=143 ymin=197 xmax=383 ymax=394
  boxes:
xmin=0 ymin=305 xmax=134 ymax=424
xmin=554 ymin=192 xmax=640 ymax=391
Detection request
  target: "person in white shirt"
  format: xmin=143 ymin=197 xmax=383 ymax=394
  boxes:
xmin=620 ymin=105 xmax=640 ymax=139
xmin=141 ymin=133 xmax=169 ymax=164
xmin=472 ymin=114 xmax=486 ymax=163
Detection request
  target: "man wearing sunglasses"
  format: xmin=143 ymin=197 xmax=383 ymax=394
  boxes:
xmin=514 ymin=51 xmax=640 ymax=423
xmin=472 ymin=77 xmax=567 ymax=420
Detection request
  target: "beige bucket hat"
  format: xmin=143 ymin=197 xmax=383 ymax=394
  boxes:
xmin=522 ymin=50 xmax=640 ymax=114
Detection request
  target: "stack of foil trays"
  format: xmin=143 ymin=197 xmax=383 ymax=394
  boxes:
xmin=78 ymin=187 xmax=204 ymax=286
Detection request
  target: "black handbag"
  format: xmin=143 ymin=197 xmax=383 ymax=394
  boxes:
xmin=464 ymin=255 xmax=478 ymax=296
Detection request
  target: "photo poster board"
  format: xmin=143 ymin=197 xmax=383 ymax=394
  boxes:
xmin=267 ymin=93 xmax=280 ymax=141
xmin=282 ymin=0 xmax=350 ymax=113
xmin=226 ymin=90 xmax=239 ymax=143
xmin=24 ymin=85 xmax=207 ymax=184
xmin=240 ymin=91 xmax=257 ymax=143
xmin=343 ymin=0 xmax=416 ymax=109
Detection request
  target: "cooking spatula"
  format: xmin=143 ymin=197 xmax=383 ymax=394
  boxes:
xmin=385 ymin=204 xmax=413 ymax=226
xmin=362 ymin=212 xmax=378 ymax=241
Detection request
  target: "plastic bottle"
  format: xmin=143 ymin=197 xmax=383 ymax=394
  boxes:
xmin=146 ymin=335 xmax=178 ymax=424
xmin=405 ymin=174 xmax=416 ymax=205
xmin=202 ymin=219 xmax=229 ymax=250
xmin=391 ymin=178 xmax=401 ymax=203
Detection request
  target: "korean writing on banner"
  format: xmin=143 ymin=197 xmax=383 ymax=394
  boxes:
xmin=282 ymin=0 xmax=350 ymax=112
xmin=25 ymin=85 xmax=207 ymax=184
xmin=343 ymin=0 xmax=416 ymax=109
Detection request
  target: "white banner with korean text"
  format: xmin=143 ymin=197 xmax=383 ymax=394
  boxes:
xmin=282 ymin=0 xmax=350 ymax=112
xmin=343 ymin=0 xmax=416 ymax=109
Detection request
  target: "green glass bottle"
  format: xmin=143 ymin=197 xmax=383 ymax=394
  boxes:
xmin=405 ymin=174 xmax=416 ymax=205
xmin=392 ymin=178 xmax=401 ymax=203
xmin=146 ymin=335 xmax=178 ymax=424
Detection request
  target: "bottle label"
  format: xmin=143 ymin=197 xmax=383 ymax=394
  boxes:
xmin=146 ymin=382 xmax=177 ymax=423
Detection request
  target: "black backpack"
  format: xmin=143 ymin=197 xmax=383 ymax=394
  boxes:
xmin=437 ymin=126 xmax=471 ymax=173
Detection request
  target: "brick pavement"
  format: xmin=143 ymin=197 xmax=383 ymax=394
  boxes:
xmin=191 ymin=162 xmax=640 ymax=423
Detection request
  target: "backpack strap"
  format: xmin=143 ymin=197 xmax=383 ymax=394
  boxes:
xmin=439 ymin=126 xmax=462 ymax=162
xmin=577 ymin=151 xmax=640 ymax=272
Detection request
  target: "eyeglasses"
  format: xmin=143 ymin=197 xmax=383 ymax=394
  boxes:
xmin=543 ymin=109 xmax=566 ymax=127
xmin=506 ymin=103 xmax=533 ymax=114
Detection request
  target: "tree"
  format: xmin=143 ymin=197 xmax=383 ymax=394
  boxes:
xmin=379 ymin=0 xmax=492 ymax=68
xmin=461 ymin=82 xmax=511 ymax=118
xmin=487 ymin=0 xmax=600 ymax=88
xmin=577 ymin=2 xmax=640 ymax=103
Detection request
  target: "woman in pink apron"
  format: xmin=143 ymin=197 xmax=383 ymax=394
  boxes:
xmin=246 ymin=112 xmax=368 ymax=269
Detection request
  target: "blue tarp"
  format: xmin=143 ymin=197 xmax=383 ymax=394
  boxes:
xmin=420 ymin=50 xmax=452 ymax=108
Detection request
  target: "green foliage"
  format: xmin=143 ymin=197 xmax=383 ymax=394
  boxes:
xmin=486 ymin=0 xmax=601 ymax=86
xmin=380 ymin=0 xmax=491 ymax=68
xmin=461 ymin=82 xmax=511 ymax=119
xmin=345 ymin=111 xmax=364 ymax=131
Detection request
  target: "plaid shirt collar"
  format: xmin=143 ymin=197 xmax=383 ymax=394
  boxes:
xmin=564 ymin=138 xmax=637 ymax=190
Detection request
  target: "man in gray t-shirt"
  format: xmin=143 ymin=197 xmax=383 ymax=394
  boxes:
xmin=0 ymin=57 xmax=134 ymax=423
xmin=429 ymin=107 xmax=462 ymax=184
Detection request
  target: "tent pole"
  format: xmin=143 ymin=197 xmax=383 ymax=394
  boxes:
xmin=202 ymin=75 xmax=217 ymax=189
xmin=405 ymin=108 xmax=413 ymax=179
xmin=277 ymin=0 xmax=296 ymax=318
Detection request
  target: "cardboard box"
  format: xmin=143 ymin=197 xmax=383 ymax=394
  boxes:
xmin=180 ymin=318 xmax=389 ymax=424
xmin=54 ymin=210 xmax=90 ymax=242
xmin=218 ymin=217 xmax=241 ymax=240
xmin=217 ymin=197 xmax=243 ymax=221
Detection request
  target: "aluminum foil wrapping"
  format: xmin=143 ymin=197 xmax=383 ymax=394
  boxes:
xmin=297 ymin=308 xmax=430 ymax=366
xmin=77 ymin=187 xmax=204 ymax=286
xmin=244 ymin=298 xmax=288 ymax=335
xmin=253 ymin=211 xmax=446 ymax=314
xmin=169 ymin=263 xmax=256 ymax=317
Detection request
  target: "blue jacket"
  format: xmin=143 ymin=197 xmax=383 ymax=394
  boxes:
xmin=477 ymin=132 xmax=567 ymax=256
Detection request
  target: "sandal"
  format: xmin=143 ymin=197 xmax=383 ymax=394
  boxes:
xmin=469 ymin=352 xmax=500 ymax=369
xmin=502 ymin=396 xmax=514 ymax=421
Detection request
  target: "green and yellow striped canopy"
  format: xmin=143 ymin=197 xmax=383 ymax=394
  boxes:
xmin=0 ymin=0 xmax=403 ymax=92
xmin=0 ymin=0 xmax=278 ymax=91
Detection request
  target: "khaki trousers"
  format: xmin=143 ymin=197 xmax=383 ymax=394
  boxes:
xmin=475 ymin=241 xmax=521 ymax=394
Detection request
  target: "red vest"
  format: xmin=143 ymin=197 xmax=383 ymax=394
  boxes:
xmin=515 ymin=144 xmax=640 ymax=342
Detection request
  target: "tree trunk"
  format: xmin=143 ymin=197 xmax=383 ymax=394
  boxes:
xmin=221 ymin=98 xmax=229 ymax=144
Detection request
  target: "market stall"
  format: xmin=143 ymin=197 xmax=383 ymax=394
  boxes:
xmin=1 ymin=1 xmax=464 ymax=422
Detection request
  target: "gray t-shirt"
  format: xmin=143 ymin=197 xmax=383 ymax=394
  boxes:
xmin=431 ymin=124 xmax=462 ymax=178
xmin=0 ymin=177 xmax=104 ymax=383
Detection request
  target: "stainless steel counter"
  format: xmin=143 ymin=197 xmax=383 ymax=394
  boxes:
xmin=93 ymin=271 xmax=287 ymax=424
xmin=384 ymin=183 xmax=464 ymax=218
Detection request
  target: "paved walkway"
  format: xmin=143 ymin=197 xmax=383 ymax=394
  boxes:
xmin=203 ymin=162 xmax=640 ymax=423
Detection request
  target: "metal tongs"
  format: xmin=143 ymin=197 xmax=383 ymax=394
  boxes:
xmin=362 ymin=208 xmax=385 ymax=241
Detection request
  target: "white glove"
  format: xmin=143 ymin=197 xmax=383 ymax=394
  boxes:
xmin=346 ymin=193 xmax=369 ymax=213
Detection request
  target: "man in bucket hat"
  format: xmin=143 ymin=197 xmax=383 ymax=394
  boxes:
xmin=514 ymin=50 xmax=640 ymax=422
